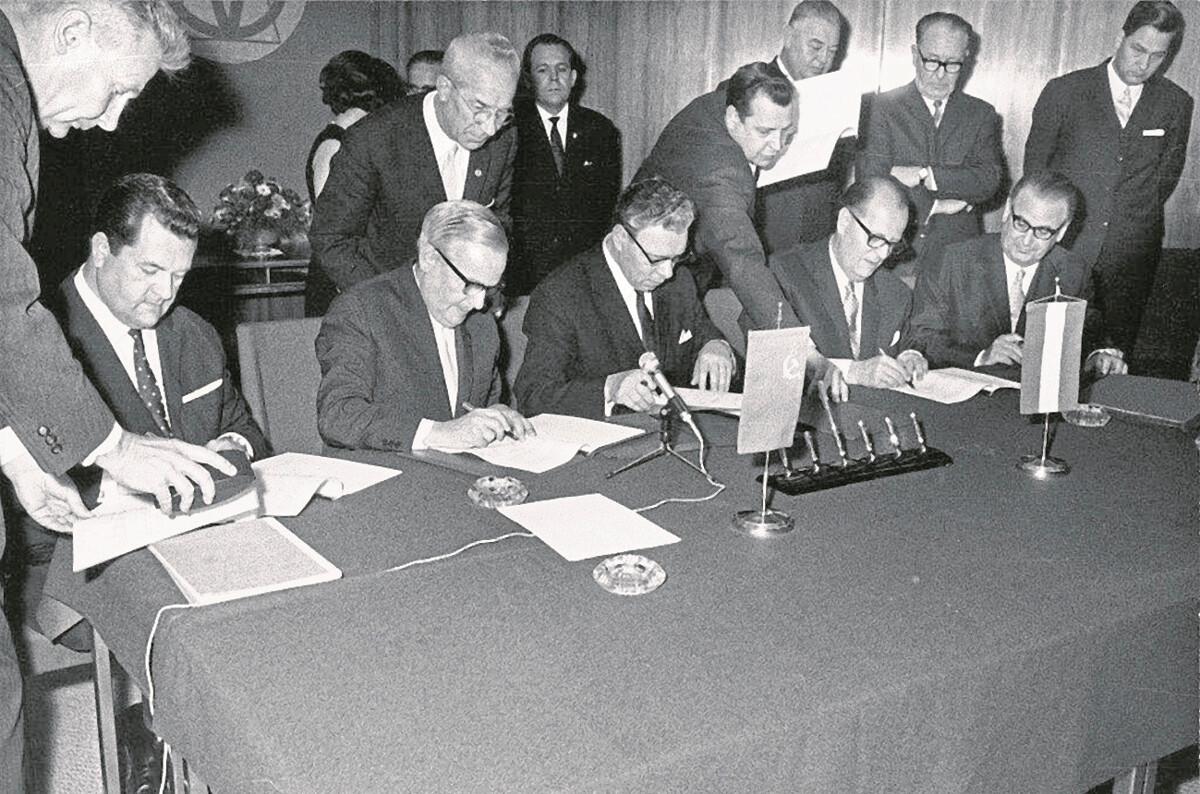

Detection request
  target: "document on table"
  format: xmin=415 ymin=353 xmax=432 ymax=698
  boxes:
xmin=252 ymin=452 xmax=401 ymax=500
xmin=498 ymin=493 xmax=681 ymax=561
xmin=676 ymin=387 xmax=742 ymax=415
xmin=890 ymin=368 xmax=1019 ymax=404
xmin=436 ymin=414 xmax=648 ymax=472
xmin=757 ymin=66 xmax=863 ymax=187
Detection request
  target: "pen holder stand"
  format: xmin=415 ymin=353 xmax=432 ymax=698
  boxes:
xmin=763 ymin=447 xmax=953 ymax=496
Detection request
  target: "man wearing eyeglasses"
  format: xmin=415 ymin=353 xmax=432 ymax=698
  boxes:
xmin=515 ymin=177 xmax=736 ymax=420
xmin=316 ymin=200 xmax=534 ymax=453
xmin=770 ymin=176 xmax=927 ymax=390
xmin=857 ymin=11 xmax=1002 ymax=278
xmin=308 ymin=32 xmax=520 ymax=316
xmin=1024 ymin=0 xmax=1191 ymax=361
xmin=908 ymin=172 xmax=1127 ymax=377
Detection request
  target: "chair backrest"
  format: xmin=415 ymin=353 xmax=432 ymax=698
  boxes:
xmin=703 ymin=287 xmax=747 ymax=358
xmin=236 ymin=317 xmax=324 ymax=454
xmin=499 ymin=295 xmax=529 ymax=401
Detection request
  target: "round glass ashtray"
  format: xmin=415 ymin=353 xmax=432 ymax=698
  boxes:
xmin=467 ymin=476 xmax=528 ymax=508
xmin=592 ymin=554 xmax=666 ymax=596
xmin=1062 ymin=404 xmax=1111 ymax=428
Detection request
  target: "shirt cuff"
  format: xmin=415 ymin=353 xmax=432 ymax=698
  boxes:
xmin=1086 ymin=347 xmax=1124 ymax=362
xmin=0 ymin=427 xmax=30 ymax=467
xmin=81 ymin=423 xmax=122 ymax=467
xmin=410 ymin=419 xmax=435 ymax=451
xmin=217 ymin=432 xmax=255 ymax=460
xmin=973 ymin=349 xmax=987 ymax=367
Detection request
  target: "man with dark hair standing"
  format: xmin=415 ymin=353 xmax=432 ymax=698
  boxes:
xmin=309 ymin=32 xmax=519 ymax=315
xmin=508 ymin=33 xmax=621 ymax=296
xmin=406 ymin=49 xmax=443 ymax=94
xmin=0 ymin=2 xmax=238 ymax=789
xmin=1024 ymin=0 xmax=1192 ymax=359
xmin=857 ymin=11 xmax=1003 ymax=277
xmin=635 ymin=62 xmax=798 ymax=330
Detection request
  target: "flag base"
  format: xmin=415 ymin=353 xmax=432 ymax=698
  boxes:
xmin=732 ymin=509 xmax=794 ymax=536
xmin=1017 ymin=455 xmax=1070 ymax=478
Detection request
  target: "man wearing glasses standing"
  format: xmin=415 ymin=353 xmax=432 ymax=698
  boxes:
xmin=857 ymin=12 xmax=1002 ymax=278
xmin=308 ymin=33 xmax=520 ymax=316
xmin=769 ymin=176 xmax=927 ymax=390
xmin=316 ymin=200 xmax=533 ymax=453
xmin=515 ymin=178 xmax=736 ymax=419
xmin=908 ymin=172 xmax=1127 ymax=376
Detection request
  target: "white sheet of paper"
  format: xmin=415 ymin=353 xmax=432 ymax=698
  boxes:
xmin=73 ymin=487 xmax=261 ymax=571
xmin=890 ymin=367 xmax=1019 ymax=404
xmin=255 ymin=472 xmax=330 ymax=517
xmin=251 ymin=452 xmax=400 ymax=498
xmin=460 ymin=435 xmax=583 ymax=474
xmin=527 ymin=413 xmax=646 ymax=454
xmin=498 ymin=493 xmax=681 ymax=562
xmin=757 ymin=67 xmax=864 ymax=187
xmin=676 ymin=387 xmax=742 ymax=415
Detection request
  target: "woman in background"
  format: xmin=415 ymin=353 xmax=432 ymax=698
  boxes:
xmin=306 ymin=50 xmax=406 ymax=203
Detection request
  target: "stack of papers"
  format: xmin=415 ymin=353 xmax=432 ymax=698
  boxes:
xmin=890 ymin=368 xmax=1019 ymax=404
xmin=676 ymin=387 xmax=742 ymax=415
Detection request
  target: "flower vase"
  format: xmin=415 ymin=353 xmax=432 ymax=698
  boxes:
xmin=235 ymin=227 xmax=282 ymax=259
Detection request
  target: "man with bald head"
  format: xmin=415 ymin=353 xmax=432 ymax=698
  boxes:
xmin=770 ymin=176 xmax=927 ymax=390
xmin=857 ymin=11 xmax=1002 ymax=277
xmin=308 ymin=32 xmax=520 ymax=315
xmin=317 ymin=200 xmax=533 ymax=453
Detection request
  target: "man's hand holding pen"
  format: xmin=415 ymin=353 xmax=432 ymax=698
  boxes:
xmin=844 ymin=348 xmax=928 ymax=389
xmin=425 ymin=402 xmax=536 ymax=450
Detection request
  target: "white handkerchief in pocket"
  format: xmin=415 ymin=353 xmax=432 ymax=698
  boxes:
xmin=890 ymin=330 xmax=901 ymax=346
xmin=678 ymin=328 xmax=693 ymax=345
xmin=182 ymin=379 xmax=221 ymax=404
xmin=1143 ymin=128 xmax=1165 ymax=137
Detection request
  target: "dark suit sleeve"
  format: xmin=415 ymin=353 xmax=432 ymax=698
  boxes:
xmin=309 ymin=133 xmax=384 ymax=292
xmin=1157 ymin=91 xmax=1193 ymax=206
xmin=855 ymin=93 xmax=893 ymax=181
xmin=934 ymin=106 xmax=1002 ymax=205
xmin=695 ymin=161 xmax=798 ymax=330
xmin=0 ymin=94 xmax=113 ymax=474
xmin=1023 ymin=81 xmax=1063 ymax=176
xmin=490 ymin=131 xmax=517 ymax=236
xmin=907 ymin=262 xmax=982 ymax=369
xmin=598 ymin=123 xmax=623 ymax=226
xmin=514 ymin=285 xmax=607 ymax=420
xmin=315 ymin=292 xmax=421 ymax=451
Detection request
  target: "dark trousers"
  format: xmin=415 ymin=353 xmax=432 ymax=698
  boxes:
xmin=1092 ymin=237 xmax=1162 ymax=355
xmin=0 ymin=586 xmax=24 ymax=794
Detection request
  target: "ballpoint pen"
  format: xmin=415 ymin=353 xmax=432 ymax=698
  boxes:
xmin=461 ymin=401 xmax=518 ymax=440
xmin=878 ymin=347 xmax=915 ymax=386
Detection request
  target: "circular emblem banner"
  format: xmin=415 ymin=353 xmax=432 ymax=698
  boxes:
xmin=170 ymin=1 xmax=306 ymax=64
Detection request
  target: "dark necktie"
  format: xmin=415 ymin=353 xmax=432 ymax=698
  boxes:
xmin=548 ymin=116 xmax=565 ymax=177
xmin=129 ymin=328 xmax=172 ymax=437
xmin=932 ymin=98 xmax=944 ymax=128
xmin=636 ymin=291 xmax=656 ymax=352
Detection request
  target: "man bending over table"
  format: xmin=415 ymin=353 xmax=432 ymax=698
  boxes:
xmin=317 ymin=200 xmax=533 ymax=452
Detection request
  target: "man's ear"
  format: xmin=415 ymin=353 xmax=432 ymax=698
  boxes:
xmin=723 ymin=104 xmax=740 ymax=134
xmin=54 ymin=7 xmax=93 ymax=54
xmin=89 ymin=231 xmax=111 ymax=264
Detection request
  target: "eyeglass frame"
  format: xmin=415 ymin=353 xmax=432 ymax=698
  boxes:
xmin=1009 ymin=212 xmax=1064 ymax=241
xmin=845 ymin=208 xmax=904 ymax=252
xmin=445 ymin=76 xmax=514 ymax=129
xmin=618 ymin=221 xmax=688 ymax=268
xmin=916 ymin=48 xmax=965 ymax=74
xmin=430 ymin=242 xmax=505 ymax=300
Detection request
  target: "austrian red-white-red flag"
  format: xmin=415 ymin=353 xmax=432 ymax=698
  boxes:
xmin=1020 ymin=293 xmax=1085 ymax=415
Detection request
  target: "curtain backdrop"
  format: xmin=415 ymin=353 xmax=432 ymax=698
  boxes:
xmin=376 ymin=0 xmax=1199 ymax=245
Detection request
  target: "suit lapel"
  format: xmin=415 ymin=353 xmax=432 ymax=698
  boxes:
xmin=861 ymin=277 xmax=882 ymax=355
xmin=811 ymin=244 xmax=854 ymax=357
xmin=586 ymin=251 xmax=644 ymax=360
xmin=155 ymin=312 xmax=185 ymax=436
xmin=401 ymin=102 xmax=447 ymax=202
xmin=982 ymin=238 xmax=1012 ymax=337
xmin=398 ymin=267 xmax=455 ymax=419
xmin=455 ymin=323 xmax=475 ymax=411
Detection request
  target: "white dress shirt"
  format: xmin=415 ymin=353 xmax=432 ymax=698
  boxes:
xmin=424 ymin=90 xmax=469 ymax=201
xmin=601 ymin=237 xmax=653 ymax=416
xmin=536 ymin=101 xmax=570 ymax=151
xmin=1106 ymin=60 xmax=1144 ymax=120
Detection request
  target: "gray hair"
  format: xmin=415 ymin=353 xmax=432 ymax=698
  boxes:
xmin=419 ymin=199 xmax=509 ymax=255
xmin=442 ymin=32 xmax=519 ymax=85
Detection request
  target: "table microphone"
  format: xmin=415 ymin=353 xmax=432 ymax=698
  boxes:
xmin=639 ymin=351 xmax=703 ymax=442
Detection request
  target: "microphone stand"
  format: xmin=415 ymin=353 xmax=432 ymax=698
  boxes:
xmin=606 ymin=404 xmax=709 ymax=480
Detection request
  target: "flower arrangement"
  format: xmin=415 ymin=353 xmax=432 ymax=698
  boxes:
xmin=210 ymin=169 xmax=311 ymax=256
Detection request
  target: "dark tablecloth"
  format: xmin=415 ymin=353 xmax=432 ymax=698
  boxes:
xmin=47 ymin=389 xmax=1199 ymax=793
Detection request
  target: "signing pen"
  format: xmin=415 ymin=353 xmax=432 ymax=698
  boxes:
xmin=878 ymin=347 xmax=915 ymax=386
xmin=460 ymin=401 xmax=517 ymax=440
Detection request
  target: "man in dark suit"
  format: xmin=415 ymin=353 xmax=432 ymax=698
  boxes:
xmin=508 ymin=33 xmax=621 ymax=296
xmin=308 ymin=32 xmax=520 ymax=315
xmin=770 ymin=176 xmax=927 ymax=390
xmin=634 ymin=62 xmax=798 ymax=331
xmin=1023 ymin=0 xmax=1192 ymax=357
xmin=857 ymin=11 xmax=1003 ymax=276
xmin=317 ymin=200 xmax=533 ymax=453
xmin=759 ymin=0 xmax=857 ymax=253
xmin=515 ymin=177 xmax=736 ymax=420
xmin=909 ymin=171 xmax=1128 ymax=376
xmin=0 ymin=7 xmax=237 ymax=786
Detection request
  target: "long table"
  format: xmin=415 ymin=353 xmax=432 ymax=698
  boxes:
xmin=47 ymin=388 xmax=1198 ymax=793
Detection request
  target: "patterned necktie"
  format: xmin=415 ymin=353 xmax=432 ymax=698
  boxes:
xmin=440 ymin=143 xmax=460 ymax=200
xmin=932 ymin=98 xmax=944 ymax=128
xmin=129 ymin=329 xmax=172 ymax=437
xmin=1009 ymin=268 xmax=1027 ymax=332
xmin=1114 ymin=85 xmax=1133 ymax=128
xmin=548 ymin=116 xmax=566 ymax=177
xmin=636 ymin=291 xmax=656 ymax=352
xmin=843 ymin=282 xmax=860 ymax=359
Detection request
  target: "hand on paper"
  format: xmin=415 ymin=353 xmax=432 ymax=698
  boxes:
xmin=896 ymin=349 xmax=929 ymax=382
xmin=979 ymin=333 xmax=1024 ymax=366
xmin=846 ymin=354 xmax=912 ymax=388
xmin=426 ymin=404 xmax=533 ymax=450
xmin=1 ymin=452 xmax=89 ymax=534
xmin=95 ymin=431 xmax=237 ymax=514
xmin=1085 ymin=350 xmax=1128 ymax=377
xmin=690 ymin=340 xmax=736 ymax=391
xmin=607 ymin=369 xmax=667 ymax=414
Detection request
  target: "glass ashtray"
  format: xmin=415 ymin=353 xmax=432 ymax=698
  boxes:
xmin=592 ymin=554 xmax=666 ymax=596
xmin=467 ymin=476 xmax=528 ymax=508
xmin=1062 ymin=404 xmax=1111 ymax=428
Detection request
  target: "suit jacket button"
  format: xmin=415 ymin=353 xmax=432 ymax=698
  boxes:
xmin=37 ymin=426 xmax=48 ymax=436
xmin=50 ymin=444 xmax=62 ymax=454
xmin=47 ymin=434 xmax=58 ymax=444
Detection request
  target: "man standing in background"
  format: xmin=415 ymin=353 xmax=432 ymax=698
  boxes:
xmin=1024 ymin=0 xmax=1192 ymax=359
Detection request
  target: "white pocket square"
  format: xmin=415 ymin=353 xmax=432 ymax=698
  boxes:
xmin=890 ymin=330 xmax=901 ymax=346
xmin=1143 ymin=128 xmax=1165 ymax=137
xmin=678 ymin=329 xmax=693 ymax=344
xmin=182 ymin=379 xmax=221 ymax=403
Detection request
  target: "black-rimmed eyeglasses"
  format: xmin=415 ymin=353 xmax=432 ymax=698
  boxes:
xmin=619 ymin=222 xmax=686 ymax=268
xmin=917 ymin=49 xmax=964 ymax=74
xmin=1010 ymin=213 xmax=1063 ymax=241
xmin=431 ymin=243 xmax=504 ymax=299
xmin=846 ymin=209 xmax=903 ymax=252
